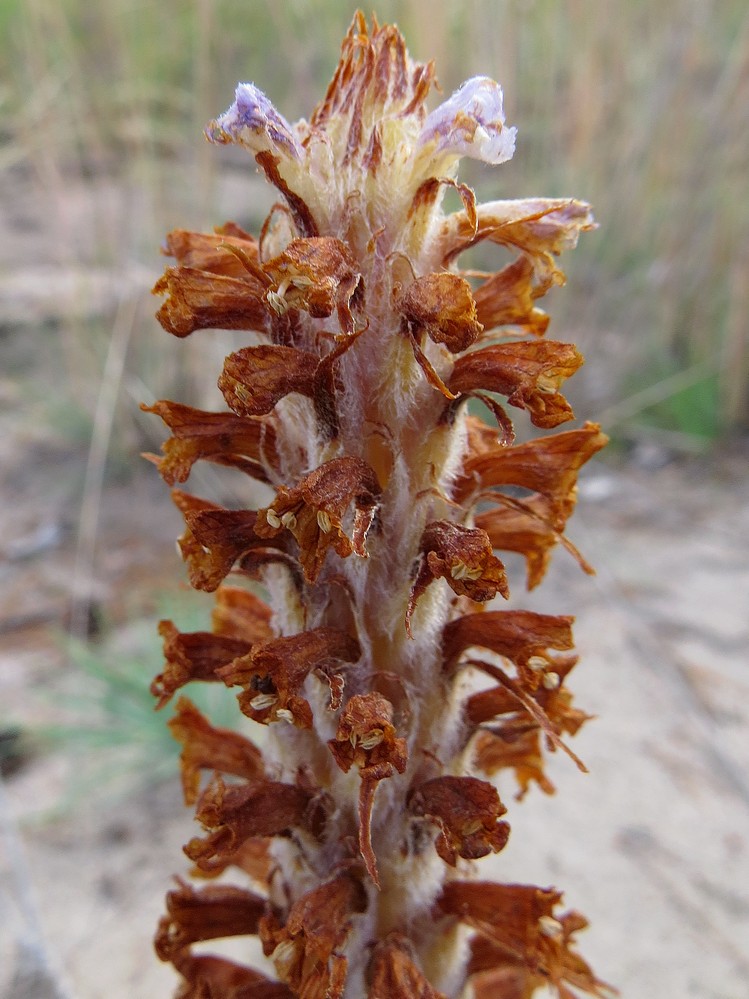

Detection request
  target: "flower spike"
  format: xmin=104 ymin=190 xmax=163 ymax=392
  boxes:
xmin=147 ymin=13 xmax=609 ymax=998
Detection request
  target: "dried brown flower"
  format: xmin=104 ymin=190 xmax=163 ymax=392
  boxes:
xmin=408 ymin=775 xmax=510 ymax=866
xmin=368 ymin=933 xmax=448 ymax=998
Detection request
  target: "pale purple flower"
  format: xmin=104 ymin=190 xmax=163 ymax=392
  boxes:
xmin=205 ymin=82 xmax=301 ymax=160
xmin=419 ymin=75 xmax=517 ymax=165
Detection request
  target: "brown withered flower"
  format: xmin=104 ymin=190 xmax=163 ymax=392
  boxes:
xmin=147 ymin=13 xmax=613 ymax=998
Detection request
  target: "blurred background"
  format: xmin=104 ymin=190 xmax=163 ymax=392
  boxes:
xmin=1 ymin=2 xmax=747 ymax=998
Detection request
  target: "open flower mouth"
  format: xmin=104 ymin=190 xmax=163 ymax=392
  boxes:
xmin=147 ymin=12 xmax=612 ymax=999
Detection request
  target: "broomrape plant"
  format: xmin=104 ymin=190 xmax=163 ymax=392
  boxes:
xmin=146 ymin=13 xmax=613 ymax=999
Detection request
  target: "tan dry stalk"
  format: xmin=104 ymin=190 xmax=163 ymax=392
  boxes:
xmin=146 ymin=13 xmax=612 ymax=999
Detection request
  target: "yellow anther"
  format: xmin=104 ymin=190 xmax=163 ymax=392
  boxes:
xmin=461 ymin=818 xmax=484 ymax=836
xmin=538 ymin=914 xmax=563 ymax=938
xmin=265 ymin=509 xmax=282 ymax=529
xmin=359 ymin=729 xmax=384 ymax=750
xmin=537 ymin=372 xmax=560 ymax=394
xmin=451 ymin=560 xmax=483 ymax=581
xmin=527 ymin=655 xmax=548 ymax=671
xmin=249 ymin=693 xmax=278 ymax=711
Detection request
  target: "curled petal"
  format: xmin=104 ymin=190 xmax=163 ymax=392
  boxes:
xmin=153 ymin=266 xmax=269 ymax=338
xmin=472 ymin=256 xmax=550 ymax=336
xmin=255 ymin=457 xmax=381 ymax=582
xmin=443 ymin=198 xmax=596 ymax=282
xmin=408 ymin=775 xmax=510 ymax=866
xmin=210 ymin=585 xmax=274 ymax=642
xmin=142 ymin=400 xmax=278 ymax=485
xmin=206 ymin=82 xmax=302 ymax=160
xmin=151 ymin=621 xmax=252 ymax=709
xmin=328 ymin=692 xmax=407 ymax=776
xmin=171 ymin=490 xmax=290 ymax=593
xmin=440 ymin=882 xmax=613 ymax=998
xmin=155 ymin=878 xmax=266 ymax=962
xmin=263 ymin=237 xmax=364 ymax=335
xmin=182 ymin=509 xmax=272 ymax=592
xmin=406 ymin=521 xmax=509 ymax=636
xmin=260 ymin=873 xmax=367 ymax=999
xmin=368 ymin=934 xmax=448 ymax=999
xmin=442 ymin=609 xmax=574 ymax=674
xmin=328 ymin=692 xmax=408 ymax=887
xmin=400 ymin=272 xmax=482 ymax=354
xmin=454 ymin=422 xmax=609 ymax=519
xmin=418 ymin=76 xmax=516 ymax=166
xmin=408 ymin=178 xmax=478 ymax=241
xmin=187 ymin=837 xmax=271 ymax=884
xmin=475 ymin=493 xmax=594 ymax=591
xmin=472 ymin=725 xmax=556 ymax=799
xmin=168 ymin=697 xmax=265 ymax=806
xmin=220 ymin=627 xmax=361 ymax=728
xmin=185 ymin=774 xmax=321 ymax=871
xmin=448 ymin=341 xmax=583 ymax=429
xmin=161 ymin=224 xmax=261 ymax=277
xmin=219 ymin=345 xmax=318 ymax=417
xmin=460 ymin=392 xmax=517 ymax=445
xmin=170 ymin=952 xmax=293 ymax=999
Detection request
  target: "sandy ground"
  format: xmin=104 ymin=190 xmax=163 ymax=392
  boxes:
xmin=1 ymin=450 xmax=748 ymax=999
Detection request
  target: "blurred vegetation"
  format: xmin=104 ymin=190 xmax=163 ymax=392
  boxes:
xmin=1 ymin=0 xmax=747 ymax=451
xmin=30 ymin=590 xmax=252 ymax=807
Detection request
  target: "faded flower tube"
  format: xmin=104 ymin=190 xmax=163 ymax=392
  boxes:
xmin=147 ymin=14 xmax=612 ymax=999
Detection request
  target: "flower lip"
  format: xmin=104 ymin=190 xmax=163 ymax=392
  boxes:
xmin=220 ymin=626 xmax=361 ymax=728
xmin=185 ymin=774 xmax=322 ymax=871
xmin=260 ymin=873 xmax=367 ymax=996
xmin=418 ymin=76 xmax=517 ymax=165
xmin=206 ymin=82 xmax=302 ymax=160
xmin=152 ymin=620 xmax=255 ymax=709
xmin=169 ymin=696 xmax=266 ymax=806
xmin=408 ymin=775 xmax=510 ymax=866
xmin=440 ymin=881 xmax=614 ymax=997
xmin=406 ymin=521 xmax=508 ymax=637
xmin=328 ymin=692 xmax=407 ymax=776
xmin=154 ymin=878 xmax=266 ymax=962
xmin=447 ymin=340 xmax=584 ymax=430
xmin=256 ymin=456 xmax=382 ymax=582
